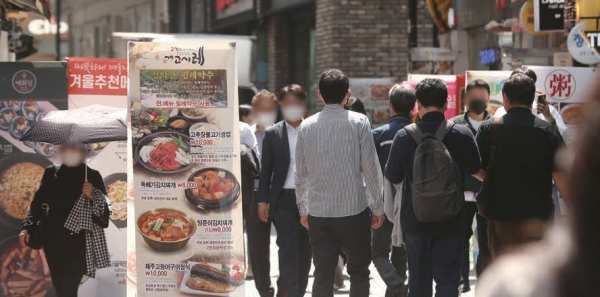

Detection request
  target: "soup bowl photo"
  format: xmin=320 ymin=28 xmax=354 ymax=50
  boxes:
xmin=136 ymin=208 xmax=197 ymax=252
xmin=185 ymin=168 xmax=241 ymax=211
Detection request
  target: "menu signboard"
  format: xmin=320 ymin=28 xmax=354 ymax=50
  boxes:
xmin=128 ymin=42 xmax=244 ymax=297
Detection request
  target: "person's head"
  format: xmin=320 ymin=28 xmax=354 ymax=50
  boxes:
xmin=502 ymin=73 xmax=536 ymax=109
xmin=279 ymin=84 xmax=308 ymax=123
xmin=388 ymin=84 xmax=417 ymax=117
xmin=511 ymin=67 xmax=537 ymax=83
xmin=58 ymin=143 xmax=87 ymax=167
xmin=415 ymin=78 xmax=448 ymax=117
xmin=464 ymin=79 xmax=491 ymax=115
xmin=345 ymin=97 xmax=367 ymax=115
xmin=318 ymin=69 xmax=350 ymax=105
xmin=239 ymin=104 xmax=253 ymax=124
xmin=251 ymin=90 xmax=278 ymax=128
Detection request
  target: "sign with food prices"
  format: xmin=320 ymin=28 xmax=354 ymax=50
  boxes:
xmin=465 ymin=71 xmax=512 ymax=115
xmin=0 ymin=62 xmax=69 ymax=297
xmin=406 ymin=74 xmax=460 ymax=119
xmin=128 ymin=42 xmax=244 ymax=297
xmin=348 ymin=78 xmax=394 ymax=127
xmin=67 ymin=58 xmax=128 ymax=297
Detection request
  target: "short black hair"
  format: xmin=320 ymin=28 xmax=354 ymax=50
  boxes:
xmin=239 ymin=104 xmax=252 ymax=121
xmin=389 ymin=84 xmax=416 ymax=115
xmin=415 ymin=78 xmax=448 ymax=108
xmin=502 ymin=73 xmax=536 ymax=106
xmin=318 ymin=69 xmax=350 ymax=104
xmin=466 ymin=79 xmax=490 ymax=95
xmin=279 ymin=84 xmax=307 ymax=102
xmin=511 ymin=67 xmax=537 ymax=83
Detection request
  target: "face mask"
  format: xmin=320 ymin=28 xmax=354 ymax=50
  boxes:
xmin=255 ymin=112 xmax=277 ymax=127
xmin=281 ymin=106 xmax=305 ymax=122
xmin=62 ymin=150 xmax=84 ymax=167
xmin=468 ymin=100 xmax=488 ymax=115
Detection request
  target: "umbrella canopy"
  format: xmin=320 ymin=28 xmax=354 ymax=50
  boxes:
xmin=21 ymin=104 xmax=127 ymax=145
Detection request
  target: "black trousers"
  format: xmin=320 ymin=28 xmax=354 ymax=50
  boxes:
xmin=272 ymin=192 xmax=312 ymax=297
xmin=45 ymin=232 xmax=86 ymax=297
xmin=309 ymin=209 xmax=372 ymax=297
xmin=462 ymin=202 xmax=489 ymax=280
xmin=243 ymin=199 xmax=274 ymax=293
xmin=404 ymin=231 xmax=463 ymax=297
xmin=372 ymin=217 xmax=408 ymax=297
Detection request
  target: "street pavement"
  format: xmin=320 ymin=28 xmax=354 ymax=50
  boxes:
xmin=244 ymin=227 xmax=477 ymax=296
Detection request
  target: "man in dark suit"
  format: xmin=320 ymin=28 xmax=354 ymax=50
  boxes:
xmin=257 ymin=84 xmax=312 ymax=297
xmin=371 ymin=84 xmax=416 ymax=297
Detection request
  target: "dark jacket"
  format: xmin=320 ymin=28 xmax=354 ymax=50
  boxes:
xmin=450 ymin=111 xmax=491 ymax=193
xmin=373 ymin=115 xmax=413 ymax=172
xmin=257 ymin=121 xmax=291 ymax=208
xmin=240 ymin=144 xmax=260 ymax=206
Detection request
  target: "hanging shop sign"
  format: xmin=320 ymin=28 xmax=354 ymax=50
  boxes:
xmin=534 ymin=0 xmax=565 ymax=32
xmin=215 ymin=0 xmax=252 ymax=20
xmin=479 ymin=48 xmax=502 ymax=65
xmin=0 ymin=62 xmax=69 ymax=297
xmin=406 ymin=74 xmax=461 ymax=119
xmin=582 ymin=30 xmax=600 ymax=56
xmin=128 ymin=41 xmax=244 ymax=297
xmin=567 ymin=22 xmax=600 ymax=65
xmin=563 ymin=0 xmax=578 ymax=33
xmin=68 ymin=58 xmax=129 ymax=296
xmin=520 ymin=0 xmax=548 ymax=35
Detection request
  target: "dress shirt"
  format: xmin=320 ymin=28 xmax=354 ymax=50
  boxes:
xmin=295 ymin=104 xmax=383 ymax=218
xmin=283 ymin=122 xmax=298 ymax=189
xmin=251 ymin=124 xmax=267 ymax=190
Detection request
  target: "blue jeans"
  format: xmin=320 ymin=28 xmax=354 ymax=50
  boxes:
xmin=404 ymin=232 xmax=463 ymax=297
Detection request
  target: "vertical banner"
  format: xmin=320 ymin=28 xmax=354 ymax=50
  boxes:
xmin=465 ymin=71 xmax=512 ymax=115
xmin=67 ymin=58 xmax=128 ymax=297
xmin=128 ymin=42 xmax=244 ymax=296
xmin=406 ymin=74 xmax=460 ymax=119
xmin=526 ymin=66 xmax=596 ymax=144
xmin=348 ymin=78 xmax=395 ymax=127
xmin=0 ymin=62 xmax=69 ymax=297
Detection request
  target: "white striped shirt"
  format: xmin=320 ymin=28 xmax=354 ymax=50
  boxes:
xmin=295 ymin=104 xmax=384 ymax=217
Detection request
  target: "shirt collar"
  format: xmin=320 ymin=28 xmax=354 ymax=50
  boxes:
xmin=323 ymin=104 xmax=345 ymax=112
xmin=388 ymin=114 xmax=411 ymax=123
xmin=421 ymin=111 xmax=445 ymax=122
xmin=507 ymin=107 xmax=532 ymax=114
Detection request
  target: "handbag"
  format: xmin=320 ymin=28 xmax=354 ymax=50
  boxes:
xmin=26 ymin=166 xmax=57 ymax=250
xmin=476 ymin=117 xmax=502 ymax=218
xmin=26 ymin=203 xmax=48 ymax=250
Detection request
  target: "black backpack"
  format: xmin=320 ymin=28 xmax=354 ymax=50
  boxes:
xmin=405 ymin=121 xmax=463 ymax=223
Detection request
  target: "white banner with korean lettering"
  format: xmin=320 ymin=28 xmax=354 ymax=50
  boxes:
xmin=526 ymin=66 xmax=597 ymax=144
xmin=128 ymin=42 xmax=244 ymax=296
xmin=67 ymin=58 xmax=129 ymax=297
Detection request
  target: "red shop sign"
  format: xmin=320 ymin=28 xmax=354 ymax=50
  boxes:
xmin=216 ymin=0 xmax=238 ymax=11
xmin=68 ymin=58 xmax=127 ymax=96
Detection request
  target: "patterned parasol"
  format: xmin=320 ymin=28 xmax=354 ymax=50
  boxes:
xmin=20 ymin=104 xmax=127 ymax=145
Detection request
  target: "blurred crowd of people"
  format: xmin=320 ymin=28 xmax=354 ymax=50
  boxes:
xmin=238 ymin=67 xmax=598 ymax=297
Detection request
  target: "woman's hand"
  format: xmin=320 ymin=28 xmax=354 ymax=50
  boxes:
xmin=19 ymin=232 xmax=29 ymax=248
xmin=82 ymin=182 xmax=93 ymax=200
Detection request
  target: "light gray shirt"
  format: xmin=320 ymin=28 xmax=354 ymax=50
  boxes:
xmin=295 ymin=104 xmax=383 ymax=217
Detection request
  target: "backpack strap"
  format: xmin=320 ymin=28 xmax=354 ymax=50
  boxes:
xmin=404 ymin=123 xmax=425 ymax=144
xmin=433 ymin=120 xmax=454 ymax=141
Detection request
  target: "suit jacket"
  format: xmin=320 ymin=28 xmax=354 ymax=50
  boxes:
xmin=257 ymin=121 xmax=291 ymax=208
